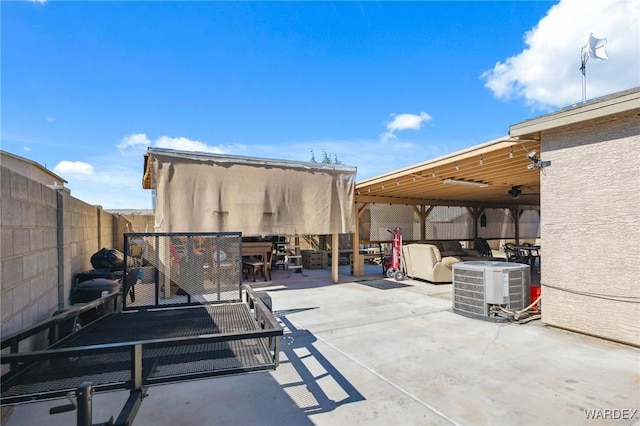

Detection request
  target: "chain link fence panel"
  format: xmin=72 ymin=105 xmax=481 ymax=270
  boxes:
xmin=124 ymin=232 xmax=242 ymax=309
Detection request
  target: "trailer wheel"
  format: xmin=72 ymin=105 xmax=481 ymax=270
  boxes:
xmin=394 ymin=271 xmax=405 ymax=281
xmin=386 ymin=268 xmax=396 ymax=279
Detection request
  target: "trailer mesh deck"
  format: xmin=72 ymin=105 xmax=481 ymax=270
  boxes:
xmin=2 ymin=303 xmax=275 ymax=403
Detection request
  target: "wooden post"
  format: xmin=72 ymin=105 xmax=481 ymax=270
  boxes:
xmin=352 ymin=202 xmax=369 ymax=276
xmin=332 ymin=233 xmax=339 ymax=283
xmin=352 ymin=204 xmax=362 ymax=276
xmin=510 ymin=208 xmax=524 ymax=244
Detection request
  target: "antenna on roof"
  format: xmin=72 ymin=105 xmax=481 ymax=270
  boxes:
xmin=580 ymin=32 xmax=608 ymax=101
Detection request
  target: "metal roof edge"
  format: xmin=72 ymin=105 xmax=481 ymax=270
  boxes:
xmin=509 ymin=86 xmax=640 ymax=137
xmin=146 ymin=147 xmax=357 ymax=174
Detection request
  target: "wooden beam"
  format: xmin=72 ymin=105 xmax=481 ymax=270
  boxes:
xmin=510 ymin=208 xmax=524 ymax=244
xmin=466 ymin=207 xmax=484 ymax=240
xmin=412 ymin=205 xmax=425 ymax=241
xmin=332 ymin=233 xmax=339 ymax=283
xmin=357 ymin=202 xmax=370 ymax=219
xmin=353 ymin=201 xmax=363 ymax=276
xmin=355 ymin=194 xmax=539 ymax=210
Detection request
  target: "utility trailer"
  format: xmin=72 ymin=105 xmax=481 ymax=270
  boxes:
xmin=1 ymin=232 xmax=283 ymax=425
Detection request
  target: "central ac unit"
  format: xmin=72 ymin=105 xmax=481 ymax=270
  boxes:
xmin=452 ymin=261 xmax=530 ymax=322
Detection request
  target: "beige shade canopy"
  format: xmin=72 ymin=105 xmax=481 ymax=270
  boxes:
xmin=145 ymin=148 xmax=357 ymax=235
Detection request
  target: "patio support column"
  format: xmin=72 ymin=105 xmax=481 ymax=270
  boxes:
xmin=466 ymin=207 xmax=484 ymax=241
xmin=411 ymin=205 xmax=424 ymax=242
xmin=510 ymin=208 xmax=524 ymax=244
xmin=352 ymin=203 xmax=369 ymax=276
xmin=425 ymin=206 xmax=434 ymax=241
xmin=420 ymin=206 xmax=426 ymax=241
xmin=412 ymin=205 xmax=433 ymax=242
xmin=332 ymin=233 xmax=339 ymax=283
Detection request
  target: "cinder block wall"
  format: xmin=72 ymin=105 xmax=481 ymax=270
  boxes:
xmin=122 ymin=214 xmax=155 ymax=233
xmin=1 ymin=166 xmax=59 ymax=349
xmin=105 ymin=214 xmax=154 ymax=252
xmin=0 ymin=165 xmax=129 ymax=350
xmin=541 ymin=113 xmax=640 ymax=346
xmin=61 ymin=191 xmax=113 ymax=307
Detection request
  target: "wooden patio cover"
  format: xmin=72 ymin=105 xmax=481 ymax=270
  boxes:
xmin=355 ymin=136 xmax=541 ymax=208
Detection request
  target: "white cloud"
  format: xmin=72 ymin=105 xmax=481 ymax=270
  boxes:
xmin=481 ymin=0 xmax=640 ymax=109
xmin=380 ymin=111 xmax=432 ymax=142
xmin=117 ymin=133 xmax=152 ymax=151
xmin=53 ymin=160 xmax=94 ymax=176
xmin=45 ymin=116 xmax=56 ymax=122
xmin=243 ymin=137 xmax=449 ymax=181
xmin=23 ymin=147 xmax=32 ymax=152
xmin=117 ymin=133 xmax=238 ymax=155
xmin=154 ymin=136 xmax=225 ymax=154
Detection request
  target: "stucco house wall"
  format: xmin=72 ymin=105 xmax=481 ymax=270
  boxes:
xmin=539 ymin=112 xmax=640 ymax=346
xmin=0 ymin=150 xmax=66 ymax=187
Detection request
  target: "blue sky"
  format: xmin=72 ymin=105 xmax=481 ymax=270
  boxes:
xmin=2 ymin=0 xmax=638 ymax=209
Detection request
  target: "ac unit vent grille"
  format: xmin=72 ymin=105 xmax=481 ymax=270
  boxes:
xmin=506 ymin=269 xmax=531 ymax=311
xmin=453 ymin=269 xmax=487 ymax=316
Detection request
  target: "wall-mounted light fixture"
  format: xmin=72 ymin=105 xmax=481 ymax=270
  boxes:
xmin=526 ymin=150 xmax=551 ymax=170
xmin=443 ymin=178 xmax=489 ymax=188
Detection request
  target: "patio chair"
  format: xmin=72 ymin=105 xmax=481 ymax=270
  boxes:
xmin=503 ymin=243 xmax=527 ymax=263
xmin=473 ymin=237 xmax=493 ymax=257
xmin=521 ymin=242 xmax=540 ymax=272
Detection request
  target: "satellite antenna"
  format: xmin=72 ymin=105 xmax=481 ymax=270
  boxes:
xmin=580 ymin=33 xmax=608 ymax=101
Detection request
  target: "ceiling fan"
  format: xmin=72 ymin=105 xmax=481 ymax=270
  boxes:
xmin=508 ymin=185 xmax=539 ymax=198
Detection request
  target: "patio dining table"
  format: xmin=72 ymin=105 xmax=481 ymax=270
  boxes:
xmin=513 ymin=245 xmax=541 ymax=272
xmin=241 ymin=241 xmax=273 ymax=281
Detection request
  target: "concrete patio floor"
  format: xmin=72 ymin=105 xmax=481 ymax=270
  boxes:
xmin=3 ymin=265 xmax=639 ymax=426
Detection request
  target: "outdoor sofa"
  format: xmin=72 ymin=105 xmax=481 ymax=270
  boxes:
xmin=402 ymin=240 xmax=498 ymax=283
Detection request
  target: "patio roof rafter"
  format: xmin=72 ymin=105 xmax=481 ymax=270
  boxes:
xmin=355 ymin=136 xmax=541 ymax=208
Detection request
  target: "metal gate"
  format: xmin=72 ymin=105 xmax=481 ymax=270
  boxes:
xmin=123 ymin=232 xmax=243 ymax=309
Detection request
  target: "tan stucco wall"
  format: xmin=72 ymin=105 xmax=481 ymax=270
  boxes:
xmin=0 ymin=151 xmax=65 ymax=186
xmin=540 ymin=112 xmax=640 ymax=346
